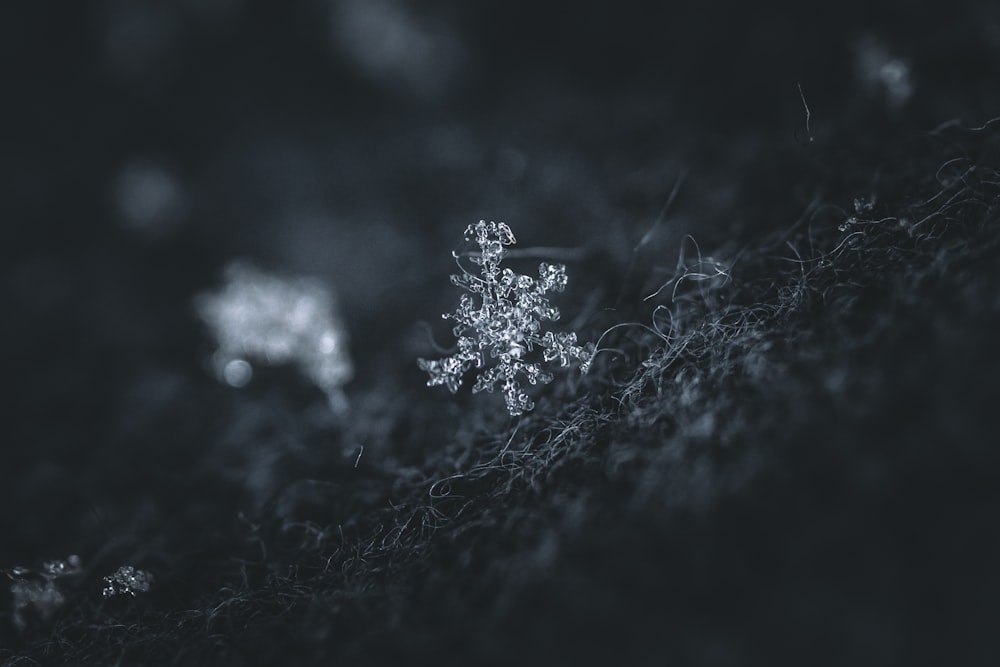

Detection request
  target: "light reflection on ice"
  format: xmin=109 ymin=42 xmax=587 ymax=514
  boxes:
xmin=221 ymin=358 xmax=253 ymax=388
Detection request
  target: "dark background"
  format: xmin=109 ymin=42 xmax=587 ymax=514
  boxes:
xmin=3 ymin=1 xmax=1000 ymax=664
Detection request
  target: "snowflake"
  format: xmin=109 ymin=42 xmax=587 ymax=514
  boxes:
xmin=418 ymin=221 xmax=593 ymax=416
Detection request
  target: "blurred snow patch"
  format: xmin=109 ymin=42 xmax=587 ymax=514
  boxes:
xmin=103 ymin=0 xmax=180 ymax=79
xmin=7 ymin=555 xmax=82 ymax=632
xmin=196 ymin=262 xmax=353 ymax=410
xmin=329 ymin=0 xmax=464 ymax=101
xmin=496 ymin=147 xmax=528 ymax=183
xmin=854 ymin=35 xmax=914 ymax=111
xmin=113 ymin=160 xmax=187 ymax=238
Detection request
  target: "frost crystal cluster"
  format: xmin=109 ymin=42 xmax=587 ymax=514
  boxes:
xmin=418 ymin=221 xmax=594 ymax=416
xmin=102 ymin=565 xmax=155 ymax=598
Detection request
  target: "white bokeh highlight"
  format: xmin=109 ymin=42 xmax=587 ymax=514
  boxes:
xmin=196 ymin=262 xmax=353 ymax=410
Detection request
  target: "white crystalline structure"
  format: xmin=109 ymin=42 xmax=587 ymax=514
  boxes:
xmin=102 ymin=565 xmax=155 ymax=598
xmin=418 ymin=221 xmax=594 ymax=416
xmin=196 ymin=262 xmax=352 ymax=409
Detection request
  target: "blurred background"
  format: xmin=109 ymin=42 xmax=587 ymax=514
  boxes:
xmin=5 ymin=0 xmax=999 ymax=562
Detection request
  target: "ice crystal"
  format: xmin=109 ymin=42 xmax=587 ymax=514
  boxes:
xmin=102 ymin=565 xmax=155 ymax=598
xmin=418 ymin=221 xmax=593 ymax=416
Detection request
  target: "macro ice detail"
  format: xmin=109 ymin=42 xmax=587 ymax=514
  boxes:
xmin=102 ymin=565 xmax=155 ymax=598
xmin=195 ymin=262 xmax=353 ymax=410
xmin=418 ymin=221 xmax=594 ymax=416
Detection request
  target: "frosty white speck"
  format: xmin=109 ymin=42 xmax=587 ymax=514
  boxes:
xmin=102 ymin=565 xmax=155 ymax=598
xmin=196 ymin=262 xmax=353 ymax=409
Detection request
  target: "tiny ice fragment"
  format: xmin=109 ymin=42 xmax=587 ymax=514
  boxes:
xmin=41 ymin=555 xmax=82 ymax=578
xmin=102 ymin=565 xmax=155 ymax=598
